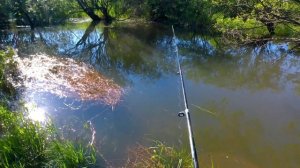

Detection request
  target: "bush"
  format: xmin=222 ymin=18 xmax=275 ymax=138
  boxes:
xmin=0 ymin=48 xmax=17 ymax=97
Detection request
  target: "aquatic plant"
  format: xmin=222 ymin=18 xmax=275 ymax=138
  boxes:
xmin=126 ymin=141 xmax=193 ymax=168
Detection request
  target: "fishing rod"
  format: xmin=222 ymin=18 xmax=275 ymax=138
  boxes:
xmin=172 ymin=25 xmax=199 ymax=168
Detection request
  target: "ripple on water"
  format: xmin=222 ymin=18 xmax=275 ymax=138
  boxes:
xmin=14 ymin=54 xmax=123 ymax=106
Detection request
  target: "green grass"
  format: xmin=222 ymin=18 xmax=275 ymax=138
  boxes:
xmin=126 ymin=141 xmax=193 ymax=168
xmin=0 ymin=48 xmax=97 ymax=168
xmin=0 ymin=105 xmax=97 ymax=168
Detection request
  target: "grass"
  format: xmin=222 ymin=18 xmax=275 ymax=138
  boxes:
xmin=0 ymin=47 xmax=97 ymax=168
xmin=0 ymin=101 xmax=97 ymax=167
xmin=126 ymin=141 xmax=193 ymax=168
xmin=125 ymin=141 xmax=217 ymax=168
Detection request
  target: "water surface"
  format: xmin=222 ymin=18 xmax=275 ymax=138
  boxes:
xmin=1 ymin=22 xmax=300 ymax=167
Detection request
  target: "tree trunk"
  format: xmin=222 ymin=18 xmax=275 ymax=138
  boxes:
xmin=265 ymin=22 xmax=275 ymax=35
xmin=100 ymin=7 xmax=113 ymax=23
xmin=16 ymin=0 xmax=35 ymax=30
xmin=23 ymin=11 xmax=35 ymax=30
xmin=76 ymin=0 xmax=101 ymax=21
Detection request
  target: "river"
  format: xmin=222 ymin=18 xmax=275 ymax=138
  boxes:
xmin=1 ymin=22 xmax=300 ymax=167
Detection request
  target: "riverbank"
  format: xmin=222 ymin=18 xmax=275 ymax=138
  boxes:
xmin=0 ymin=48 xmax=98 ymax=167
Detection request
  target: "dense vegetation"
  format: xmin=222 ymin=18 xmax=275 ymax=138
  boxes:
xmin=0 ymin=48 xmax=17 ymax=99
xmin=213 ymin=0 xmax=300 ymax=43
xmin=0 ymin=0 xmax=299 ymax=43
xmin=0 ymin=49 xmax=97 ymax=167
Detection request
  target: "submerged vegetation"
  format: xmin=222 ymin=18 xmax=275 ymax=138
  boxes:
xmin=16 ymin=54 xmax=123 ymax=106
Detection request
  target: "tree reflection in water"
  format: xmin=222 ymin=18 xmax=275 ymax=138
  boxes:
xmin=1 ymin=22 xmax=300 ymax=167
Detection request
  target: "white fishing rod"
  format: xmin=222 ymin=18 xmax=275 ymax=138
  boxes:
xmin=172 ymin=25 xmax=199 ymax=168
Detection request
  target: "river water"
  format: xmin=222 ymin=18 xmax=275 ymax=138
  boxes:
xmin=1 ymin=22 xmax=300 ymax=167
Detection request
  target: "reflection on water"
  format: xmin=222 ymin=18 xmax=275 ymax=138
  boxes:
xmin=1 ymin=22 xmax=300 ymax=167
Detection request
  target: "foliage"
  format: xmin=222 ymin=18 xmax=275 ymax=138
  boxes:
xmin=0 ymin=105 xmax=96 ymax=168
xmin=146 ymin=0 xmax=213 ymax=30
xmin=126 ymin=141 xmax=193 ymax=168
xmin=214 ymin=15 xmax=270 ymax=41
xmin=0 ymin=0 xmax=10 ymax=28
xmin=1 ymin=0 xmax=299 ymax=43
xmin=75 ymin=0 xmax=120 ymax=22
xmin=10 ymin=0 xmax=79 ymax=29
xmin=0 ymin=48 xmax=17 ymax=97
xmin=212 ymin=0 xmax=300 ymax=41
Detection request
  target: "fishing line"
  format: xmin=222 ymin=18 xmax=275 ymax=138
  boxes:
xmin=172 ymin=26 xmax=199 ymax=168
xmin=87 ymin=107 xmax=110 ymax=122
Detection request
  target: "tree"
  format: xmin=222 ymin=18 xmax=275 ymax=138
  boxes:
xmin=0 ymin=0 xmax=10 ymax=28
xmin=11 ymin=0 xmax=77 ymax=29
xmin=212 ymin=0 xmax=300 ymax=45
xmin=76 ymin=0 xmax=121 ymax=23
xmin=76 ymin=0 xmax=102 ymax=21
xmin=146 ymin=0 xmax=212 ymax=30
xmin=214 ymin=0 xmax=300 ymax=36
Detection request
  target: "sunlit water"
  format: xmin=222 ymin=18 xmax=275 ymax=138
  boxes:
xmin=14 ymin=54 xmax=123 ymax=107
xmin=1 ymin=22 xmax=300 ymax=167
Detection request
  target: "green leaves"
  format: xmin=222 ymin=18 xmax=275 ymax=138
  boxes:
xmin=147 ymin=0 xmax=213 ymax=30
xmin=212 ymin=0 xmax=300 ymax=42
xmin=0 ymin=48 xmax=16 ymax=97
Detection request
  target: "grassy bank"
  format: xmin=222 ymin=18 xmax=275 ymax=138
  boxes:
xmin=0 ymin=48 xmax=97 ymax=167
xmin=0 ymin=106 xmax=96 ymax=167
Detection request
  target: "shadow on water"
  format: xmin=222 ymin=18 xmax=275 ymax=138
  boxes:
xmin=1 ymin=22 xmax=300 ymax=167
